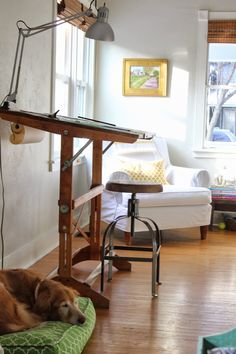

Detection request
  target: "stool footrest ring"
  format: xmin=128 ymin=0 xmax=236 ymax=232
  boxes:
xmin=104 ymin=255 xmax=154 ymax=262
xmin=106 ymin=245 xmax=157 ymax=252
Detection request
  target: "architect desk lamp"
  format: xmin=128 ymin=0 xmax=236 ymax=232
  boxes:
xmin=1 ymin=0 xmax=114 ymax=109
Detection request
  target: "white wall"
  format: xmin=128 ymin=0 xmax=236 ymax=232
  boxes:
xmin=95 ymin=0 xmax=236 ymax=182
xmin=0 ymin=0 xmax=59 ymax=268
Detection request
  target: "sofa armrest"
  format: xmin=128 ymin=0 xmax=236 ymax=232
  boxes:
xmin=109 ymin=171 xmax=131 ymax=183
xmin=103 ymin=171 xmax=131 ymax=206
xmin=166 ymin=165 xmax=210 ymax=187
xmin=101 ymin=173 xmax=129 ymax=223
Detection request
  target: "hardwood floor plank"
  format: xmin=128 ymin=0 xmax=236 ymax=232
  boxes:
xmin=30 ymin=228 xmax=236 ymax=353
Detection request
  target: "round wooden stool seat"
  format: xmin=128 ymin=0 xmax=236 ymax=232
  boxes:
xmin=106 ymin=181 xmax=163 ymax=194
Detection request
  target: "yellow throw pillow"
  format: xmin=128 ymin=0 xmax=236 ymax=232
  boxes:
xmin=119 ymin=159 xmax=169 ymax=184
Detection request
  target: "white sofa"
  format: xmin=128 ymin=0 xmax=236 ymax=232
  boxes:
xmin=101 ymin=137 xmax=212 ymax=241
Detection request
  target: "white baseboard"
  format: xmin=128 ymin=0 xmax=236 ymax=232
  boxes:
xmin=2 ymin=226 xmax=59 ymax=269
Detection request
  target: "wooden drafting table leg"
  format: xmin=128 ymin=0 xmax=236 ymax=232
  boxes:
xmin=71 ymin=139 xmax=103 ymax=264
xmin=58 ymin=134 xmax=73 ymax=278
xmin=55 ymin=135 xmax=109 ymax=308
xmin=90 ymin=139 xmax=103 ymax=260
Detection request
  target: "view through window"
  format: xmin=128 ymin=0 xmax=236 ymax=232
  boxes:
xmin=206 ymin=43 xmax=236 ymax=144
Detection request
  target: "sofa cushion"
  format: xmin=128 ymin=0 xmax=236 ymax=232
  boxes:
xmin=118 ymin=159 xmax=169 ymax=184
xmin=122 ymin=185 xmax=211 ymax=208
xmin=0 ymin=297 xmax=96 ymax=354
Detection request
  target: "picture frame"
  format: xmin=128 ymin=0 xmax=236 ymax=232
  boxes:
xmin=123 ymin=58 xmax=168 ymax=97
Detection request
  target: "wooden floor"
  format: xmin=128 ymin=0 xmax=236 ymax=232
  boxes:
xmin=29 ymin=227 xmax=236 ymax=354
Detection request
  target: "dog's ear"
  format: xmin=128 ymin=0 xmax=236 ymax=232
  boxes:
xmin=33 ymin=281 xmax=52 ymax=320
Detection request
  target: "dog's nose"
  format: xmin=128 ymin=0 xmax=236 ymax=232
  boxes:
xmin=77 ymin=315 xmax=86 ymax=324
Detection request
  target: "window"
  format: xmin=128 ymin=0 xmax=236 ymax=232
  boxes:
xmin=50 ymin=22 xmax=95 ymax=170
xmin=194 ymin=11 xmax=236 ymax=157
xmin=55 ymin=22 xmax=95 ymax=117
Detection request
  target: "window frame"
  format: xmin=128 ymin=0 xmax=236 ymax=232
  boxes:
xmin=49 ymin=21 xmax=95 ymax=171
xmin=193 ymin=10 xmax=236 ymax=158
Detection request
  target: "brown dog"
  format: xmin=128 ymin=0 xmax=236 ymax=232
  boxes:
xmin=0 ymin=269 xmax=86 ymax=335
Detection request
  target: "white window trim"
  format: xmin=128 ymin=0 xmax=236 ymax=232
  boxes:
xmin=193 ymin=10 xmax=236 ymax=158
xmin=48 ymin=2 xmax=57 ymax=172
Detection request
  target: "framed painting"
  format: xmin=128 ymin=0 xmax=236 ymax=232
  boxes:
xmin=123 ymin=58 xmax=168 ymax=97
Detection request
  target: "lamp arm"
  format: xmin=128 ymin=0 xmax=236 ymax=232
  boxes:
xmin=7 ymin=29 xmax=25 ymax=103
xmin=2 ymin=7 xmax=93 ymax=107
xmin=18 ymin=8 xmax=93 ymax=38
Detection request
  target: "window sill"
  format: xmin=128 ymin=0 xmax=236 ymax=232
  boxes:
xmin=193 ymin=148 xmax=236 ymax=159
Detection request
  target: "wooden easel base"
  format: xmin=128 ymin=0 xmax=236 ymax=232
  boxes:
xmin=53 ymin=245 xmax=132 ymax=308
xmin=52 ymin=274 xmax=110 ymax=308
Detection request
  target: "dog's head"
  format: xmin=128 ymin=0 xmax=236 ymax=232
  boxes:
xmin=33 ymin=279 xmax=86 ymax=325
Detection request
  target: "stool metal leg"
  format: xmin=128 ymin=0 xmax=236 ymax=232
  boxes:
xmin=101 ymin=221 xmax=114 ymax=293
xmin=138 ymin=216 xmax=162 ymax=295
xmin=108 ymin=224 xmax=114 ymax=281
xmin=107 ymin=215 xmax=129 ymax=282
xmin=137 ymin=217 xmax=158 ymax=297
xmin=101 ymin=215 xmax=130 ymax=292
xmin=150 ymin=227 xmax=158 ymax=297
xmin=149 ymin=218 xmax=162 ymax=284
xmin=129 ymin=193 xmax=137 ymax=238
xmin=143 ymin=217 xmax=162 ymax=283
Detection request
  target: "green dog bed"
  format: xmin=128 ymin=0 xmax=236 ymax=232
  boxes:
xmin=0 ymin=297 xmax=96 ymax=354
xmin=198 ymin=327 xmax=236 ymax=354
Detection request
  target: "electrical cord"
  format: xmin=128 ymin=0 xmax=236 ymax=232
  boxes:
xmin=0 ymin=95 xmax=8 ymax=107
xmin=0 ymin=136 xmax=5 ymax=269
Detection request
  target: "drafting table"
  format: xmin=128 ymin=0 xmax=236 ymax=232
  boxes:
xmin=0 ymin=108 xmax=152 ymax=308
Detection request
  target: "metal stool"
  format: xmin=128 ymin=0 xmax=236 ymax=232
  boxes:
xmin=101 ymin=181 xmax=163 ymax=297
